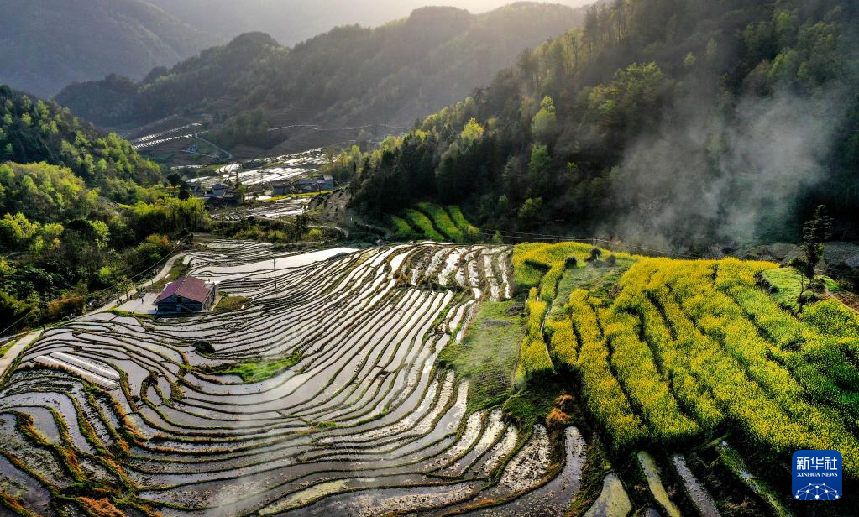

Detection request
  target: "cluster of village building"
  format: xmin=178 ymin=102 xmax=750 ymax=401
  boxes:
xmin=187 ymin=175 xmax=335 ymax=206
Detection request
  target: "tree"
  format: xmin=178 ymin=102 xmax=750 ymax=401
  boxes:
xmin=797 ymin=205 xmax=833 ymax=279
xmin=705 ymin=38 xmax=718 ymax=63
xmin=0 ymin=213 xmax=39 ymax=248
xmin=532 ymin=96 xmax=558 ymax=143
xmin=89 ymin=221 xmax=111 ymax=250
xmin=528 ymin=145 xmax=552 ymax=197
xmin=790 ymin=205 xmax=833 ymax=311
xmin=460 ymin=118 xmax=484 ymax=143
xmin=518 ymin=197 xmax=543 ymax=228
xmin=684 ymin=52 xmax=697 ymax=68
xmin=167 ymin=173 xmax=183 ymax=187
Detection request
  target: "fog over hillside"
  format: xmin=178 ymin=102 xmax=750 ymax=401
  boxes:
xmin=147 ymin=0 xmax=597 ymax=45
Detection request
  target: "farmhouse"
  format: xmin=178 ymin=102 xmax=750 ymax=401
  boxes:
xmin=270 ymin=180 xmax=292 ymax=196
xmin=155 ymin=276 xmax=216 ymax=313
xmin=206 ymin=183 xmax=230 ymax=198
xmin=205 ymin=188 xmax=244 ymax=207
xmin=295 ymin=175 xmax=334 ymax=193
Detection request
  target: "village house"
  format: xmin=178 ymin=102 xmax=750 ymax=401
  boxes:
xmin=206 ymin=183 xmax=230 ymax=198
xmin=294 ymin=175 xmax=335 ymax=194
xmin=205 ymin=188 xmax=244 ymax=207
xmin=243 ymin=183 xmax=267 ymax=200
xmin=155 ymin=277 xmax=216 ymax=313
xmin=270 ymin=180 xmax=292 ymax=196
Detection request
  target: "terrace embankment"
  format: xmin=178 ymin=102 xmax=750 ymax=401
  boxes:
xmin=3 ymin=239 xmax=858 ymax=516
xmin=0 ymin=240 xmax=583 ymax=515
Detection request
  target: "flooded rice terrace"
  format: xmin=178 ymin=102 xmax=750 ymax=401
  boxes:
xmin=187 ymin=150 xmax=330 ymax=188
xmin=0 ymin=240 xmax=586 ymax=516
xmin=188 ymin=150 xmax=329 ymax=221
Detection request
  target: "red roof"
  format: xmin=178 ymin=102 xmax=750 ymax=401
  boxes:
xmin=156 ymin=277 xmax=213 ymax=304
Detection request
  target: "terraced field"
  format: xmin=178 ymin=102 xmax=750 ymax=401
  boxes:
xmin=0 ymin=241 xmax=586 ymax=516
xmin=391 ymin=204 xmax=480 ymax=244
xmin=513 ymin=242 xmax=859 ymax=516
xmin=209 ymin=198 xmax=310 ymax=222
xmin=2 ymin=239 xmax=858 ymax=516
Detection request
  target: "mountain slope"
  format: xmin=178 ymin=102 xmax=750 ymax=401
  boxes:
xmin=56 ymin=3 xmax=586 ymax=153
xmin=0 ymin=0 xmax=218 ymax=98
xmin=0 ymin=85 xmax=161 ymax=202
xmin=146 ymin=0 xmax=596 ymax=46
xmin=340 ymin=0 xmax=859 ymax=250
xmin=0 ymin=85 xmax=208 ymax=329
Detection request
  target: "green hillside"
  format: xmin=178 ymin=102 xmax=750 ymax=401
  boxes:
xmin=337 ymin=0 xmax=859 ymax=251
xmin=0 ymin=86 xmax=206 ymax=332
xmin=0 ymin=86 xmax=161 ymax=202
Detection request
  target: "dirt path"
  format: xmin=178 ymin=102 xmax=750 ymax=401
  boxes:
xmin=0 ymin=252 xmax=188 ymax=383
xmin=833 ymin=290 xmax=859 ymax=313
xmin=0 ymin=330 xmax=43 ymax=382
xmin=94 ymin=252 xmax=187 ymax=314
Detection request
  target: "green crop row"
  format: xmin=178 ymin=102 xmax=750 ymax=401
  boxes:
xmin=509 ymin=242 xmax=859 ymax=476
xmin=390 ymin=215 xmax=420 ymax=240
xmin=392 ymin=203 xmax=480 ymax=243
xmin=537 ymin=255 xmax=859 ymax=476
xmin=446 ymin=206 xmax=480 ymax=240
xmin=416 ymin=202 xmax=463 ymax=242
xmin=602 ymin=309 xmax=700 ymax=444
xmin=801 ymin=299 xmax=859 ymax=338
xmin=637 ymin=259 xmax=859 ymax=476
xmin=403 ymin=209 xmax=445 ymax=241
xmin=516 ymin=288 xmax=553 ymax=381
xmin=568 ymin=289 xmax=645 ymax=450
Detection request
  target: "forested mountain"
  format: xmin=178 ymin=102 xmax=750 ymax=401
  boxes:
xmin=338 ymin=0 xmax=859 ymax=251
xmin=0 ymin=86 xmax=161 ymax=202
xmin=146 ymin=0 xmax=595 ymax=46
xmin=0 ymin=85 xmax=205 ymax=328
xmin=56 ymin=3 xmax=586 ymax=151
xmin=0 ymin=0 xmax=217 ymax=98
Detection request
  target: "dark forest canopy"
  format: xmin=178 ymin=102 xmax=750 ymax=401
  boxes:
xmin=335 ymin=0 xmax=859 ymax=251
xmin=56 ymin=3 xmax=586 ymax=149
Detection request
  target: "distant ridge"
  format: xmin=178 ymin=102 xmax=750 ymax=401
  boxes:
xmin=0 ymin=0 xmax=218 ymax=97
xmin=55 ymin=3 xmax=587 ymax=154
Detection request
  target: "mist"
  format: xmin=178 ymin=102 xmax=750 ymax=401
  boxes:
xmin=606 ymin=88 xmax=846 ymax=253
xmin=147 ymin=0 xmax=598 ymax=46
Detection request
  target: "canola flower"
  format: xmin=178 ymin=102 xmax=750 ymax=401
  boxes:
xmin=515 ymin=245 xmax=859 ymax=475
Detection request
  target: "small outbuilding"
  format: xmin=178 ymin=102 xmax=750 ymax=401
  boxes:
xmin=271 ymin=180 xmax=292 ymax=196
xmin=155 ymin=276 xmax=216 ymax=313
